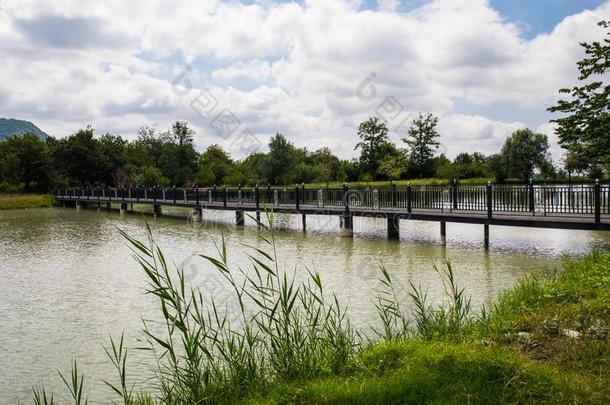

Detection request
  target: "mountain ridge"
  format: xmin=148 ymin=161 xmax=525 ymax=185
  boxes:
xmin=0 ymin=118 xmax=49 ymax=141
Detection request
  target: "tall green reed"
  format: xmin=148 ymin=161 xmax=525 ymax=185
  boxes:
xmin=116 ymin=210 xmax=356 ymax=403
xmin=33 ymin=210 xmax=475 ymax=404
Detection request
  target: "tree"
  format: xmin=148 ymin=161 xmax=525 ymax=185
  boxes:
xmin=379 ymin=149 xmax=408 ymax=180
xmin=355 ymin=117 xmax=391 ymax=180
xmin=48 ymin=127 xmax=107 ymax=186
xmin=171 ymin=121 xmax=194 ymax=147
xmin=548 ymin=20 xmax=610 ymax=169
xmin=487 ymin=154 xmax=508 ymax=183
xmin=168 ymin=121 xmax=198 ymax=186
xmin=402 ymin=113 xmax=440 ymax=178
xmin=98 ymin=134 xmax=126 ymax=185
xmin=199 ymin=144 xmax=233 ymax=185
xmin=436 ymin=152 xmax=491 ymax=180
xmin=136 ymin=166 xmax=170 ymax=187
xmin=196 ymin=166 xmax=215 ymax=186
xmin=265 ymin=133 xmax=296 ymax=185
xmin=112 ymin=165 xmax=136 ymax=187
xmin=499 ymin=129 xmax=550 ymax=182
xmin=241 ymin=152 xmax=268 ymax=185
xmin=0 ymin=133 xmax=52 ymax=191
xmin=311 ymin=147 xmax=340 ymax=185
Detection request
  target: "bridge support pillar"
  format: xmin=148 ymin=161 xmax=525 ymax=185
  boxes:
xmin=120 ymin=202 xmax=128 ymax=215
xmin=192 ymin=208 xmax=202 ymax=222
xmin=236 ymin=210 xmax=245 ymax=227
xmin=153 ymin=204 xmax=162 ymax=218
xmin=387 ymin=216 xmax=399 ymax=240
xmin=105 ymin=202 xmax=111 ymax=210
xmin=440 ymin=222 xmax=447 ymax=245
xmin=256 ymin=211 xmax=261 ymax=223
xmin=302 ymin=214 xmax=307 ymax=232
xmin=484 ymin=224 xmax=490 ymax=249
xmin=340 ymin=214 xmax=353 ymax=237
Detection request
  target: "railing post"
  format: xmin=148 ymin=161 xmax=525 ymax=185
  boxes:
xmin=173 ymin=186 xmax=176 ymax=204
xmin=343 ymin=182 xmax=349 ymax=211
xmin=529 ymin=180 xmax=535 ymax=213
xmin=213 ymin=185 xmax=217 ymax=203
xmin=195 ymin=186 xmax=200 ymax=206
xmin=486 ymin=181 xmax=493 ymax=219
xmin=223 ymin=185 xmax=227 ymax=207
xmin=255 ymin=184 xmax=260 ymax=210
xmin=595 ymin=179 xmax=601 ymax=224
xmin=302 ymin=183 xmax=305 ymax=205
xmin=407 ymin=184 xmax=412 ymax=214
xmin=267 ymin=184 xmax=271 ymax=205
xmin=392 ymin=181 xmax=397 ymax=208
xmin=295 ymin=184 xmax=300 ymax=210
xmin=452 ymin=179 xmax=458 ymax=211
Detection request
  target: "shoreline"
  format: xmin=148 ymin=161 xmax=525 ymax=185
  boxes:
xmin=0 ymin=194 xmax=54 ymax=210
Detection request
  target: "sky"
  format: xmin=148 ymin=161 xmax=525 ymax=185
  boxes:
xmin=0 ymin=0 xmax=608 ymax=161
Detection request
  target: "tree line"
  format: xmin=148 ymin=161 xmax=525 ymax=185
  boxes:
xmin=1 ymin=20 xmax=608 ymax=192
xmin=0 ymin=115 xmax=576 ymax=193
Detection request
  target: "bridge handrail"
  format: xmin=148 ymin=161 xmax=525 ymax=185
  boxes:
xmin=51 ymin=182 xmax=609 ymax=223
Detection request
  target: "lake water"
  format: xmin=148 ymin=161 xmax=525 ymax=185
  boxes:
xmin=1 ymin=207 xmax=609 ymax=404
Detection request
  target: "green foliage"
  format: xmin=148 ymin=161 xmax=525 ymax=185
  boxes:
xmin=548 ymin=20 xmax=610 ymax=170
xmin=0 ymin=133 xmax=52 ymax=191
xmin=355 ymin=117 xmax=392 ymax=180
xmin=265 ymin=133 xmax=297 ymax=185
xmin=199 ymin=144 xmax=234 ymax=185
xmin=436 ymin=152 xmax=492 ymax=180
xmin=48 ymin=127 xmax=108 ymax=186
xmin=196 ymin=165 xmax=216 ymax=186
xmin=135 ymin=166 xmax=169 ymax=187
xmin=499 ymin=129 xmax=551 ymax=182
xmin=403 ymin=113 xmax=440 ymax=178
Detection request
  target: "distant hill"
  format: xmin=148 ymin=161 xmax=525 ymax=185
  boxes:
xmin=0 ymin=118 xmax=49 ymax=141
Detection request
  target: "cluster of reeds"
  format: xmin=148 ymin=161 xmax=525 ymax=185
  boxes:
xmin=33 ymin=210 xmax=475 ymax=404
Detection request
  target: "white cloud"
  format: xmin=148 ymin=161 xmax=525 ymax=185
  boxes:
xmin=0 ymin=0 xmax=608 ymax=162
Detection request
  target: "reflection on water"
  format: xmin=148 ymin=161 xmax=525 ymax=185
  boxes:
xmin=0 ymin=207 xmax=608 ymax=404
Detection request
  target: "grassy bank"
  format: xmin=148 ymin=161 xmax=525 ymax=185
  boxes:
xmin=260 ymin=251 xmax=610 ymax=404
xmin=0 ymin=193 xmax=54 ymax=210
xmin=32 ymin=216 xmax=610 ymax=404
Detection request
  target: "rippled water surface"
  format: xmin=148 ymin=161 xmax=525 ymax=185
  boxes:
xmin=1 ymin=207 xmax=609 ymax=404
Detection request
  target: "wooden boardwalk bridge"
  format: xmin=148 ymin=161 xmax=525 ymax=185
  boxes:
xmin=53 ymin=182 xmax=610 ymax=247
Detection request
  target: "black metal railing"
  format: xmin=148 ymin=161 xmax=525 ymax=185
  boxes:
xmin=52 ymin=182 xmax=610 ymax=223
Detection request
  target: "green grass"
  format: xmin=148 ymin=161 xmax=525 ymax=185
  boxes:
xmin=31 ymin=219 xmax=610 ymax=404
xmin=0 ymin=193 xmax=54 ymax=210
xmin=258 ymin=342 xmax=589 ymax=404
xmin=474 ymin=251 xmax=610 ymax=393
